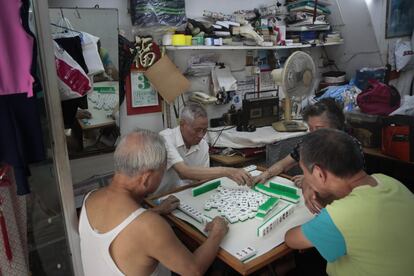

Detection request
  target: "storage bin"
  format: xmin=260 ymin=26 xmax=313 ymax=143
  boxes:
xmin=355 ymin=67 xmax=386 ymax=90
xmin=345 ymin=110 xmax=383 ymax=147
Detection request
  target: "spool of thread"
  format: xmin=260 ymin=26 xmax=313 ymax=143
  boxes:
xmin=192 ymin=36 xmax=204 ymax=45
xmin=172 ymin=34 xmax=185 ymax=46
xmin=185 ymin=35 xmax=192 ymax=46
xmin=162 ymin=33 xmax=173 ymax=46
xmin=204 ymin=37 xmax=213 ymax=46
xmin=213 ymin=38 xmax=223 ymax=46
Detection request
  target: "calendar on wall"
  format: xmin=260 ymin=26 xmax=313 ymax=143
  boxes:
xmin=126 ymin=69 xmax=162 ymax=115
xmin=130 ymin=71 xmax=159 ymax=108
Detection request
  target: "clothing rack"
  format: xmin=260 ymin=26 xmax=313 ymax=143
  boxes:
xmin=50 ymin=23 xmax=82 ymax=34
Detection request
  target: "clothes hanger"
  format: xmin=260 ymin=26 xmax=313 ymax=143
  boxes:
xmin=52 ymin=8 xmax=82 ymax=36
xmin=50 ymin=23 xmax=82 ymax=34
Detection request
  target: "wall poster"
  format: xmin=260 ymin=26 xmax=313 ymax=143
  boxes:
xmin=126 ymin=69 xmax=162 ymax=115
xmin=386 ymin=0 xmax=414 ymax=38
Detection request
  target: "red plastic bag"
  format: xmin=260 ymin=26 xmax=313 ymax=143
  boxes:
xmin=356 ymin=79 xmax=400 ymax=116
xmin=53 ymin=41 xmax=92 ymax=100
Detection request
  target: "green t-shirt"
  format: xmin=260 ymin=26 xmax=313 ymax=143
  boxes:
xmin=325 ymin=174 xmax=414 ymax=276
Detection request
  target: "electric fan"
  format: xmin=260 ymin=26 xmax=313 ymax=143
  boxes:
xmin=271 ymin=51 xmax=317 ymax=132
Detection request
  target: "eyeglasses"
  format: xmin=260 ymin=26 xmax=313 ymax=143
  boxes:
xmin=192 ymin=127 xmax=208 ymax=135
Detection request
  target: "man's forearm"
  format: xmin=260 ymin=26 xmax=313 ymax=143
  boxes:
xmin=175 ymin=164 xmax=228 ymax=181
xmin=151 ymin=205 xmax=164 ymax=214
xmin=268 ymin=155 xmax=296 ymax=177
xmin=285 ymin=226 xmax=313 ymax=249
xmin=192 ymin=233 xmax=223 ymax=274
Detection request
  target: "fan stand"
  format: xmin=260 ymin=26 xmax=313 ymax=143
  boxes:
xmin=272 ymin=97 xmax=308 ymax=132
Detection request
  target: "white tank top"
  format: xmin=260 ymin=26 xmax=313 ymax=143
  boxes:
xmin=79 ymin=191 xmax=171 ymax=276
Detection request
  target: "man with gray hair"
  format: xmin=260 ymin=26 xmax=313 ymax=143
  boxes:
xmin=79 ymin=130 xmax=229 ymax=276
xmin=155 ymin=102 xmax=253 ymax=196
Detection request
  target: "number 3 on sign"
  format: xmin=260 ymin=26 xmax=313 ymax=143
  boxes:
xmin=130 ymin=71 xmax=159 ymax=108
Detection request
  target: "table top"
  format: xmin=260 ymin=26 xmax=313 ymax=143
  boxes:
xmin=146 ymin=174 xmax=298 ymax=275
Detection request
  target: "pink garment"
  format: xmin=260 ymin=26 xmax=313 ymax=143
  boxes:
xmin=0 ymin=0 xmax=34 ymax=97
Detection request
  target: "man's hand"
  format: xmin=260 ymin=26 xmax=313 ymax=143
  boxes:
xmin=226 ymin=168 xmax=253 ymax=186
xmin=204 ymin=216 xmax=229 ymax=238
xmin=76 ymin=109 xmax=92 ymax=119
xmin=252 ymin=171 xmax=271 ymax=186
xmin=292 ymin=175 xmax=304 ymax=188
xmin=152 ymin=195 xmax=180 ymax=215
xmin=302 ymin=182 xmax=323 ymax=214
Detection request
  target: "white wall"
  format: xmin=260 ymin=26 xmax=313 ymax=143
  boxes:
xmin=365 ymin=0 xmax=412 ymax=66
xmin=48 ymin=0 xmax=131 ymax=35
xmin=325 ymin=0 xmax=382 ymax=78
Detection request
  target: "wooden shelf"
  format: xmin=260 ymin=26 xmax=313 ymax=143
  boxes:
xmin=165 ymin=41 xmax=343 ymax=51
xmin=363 ymin=147 xmax=414 ymax=165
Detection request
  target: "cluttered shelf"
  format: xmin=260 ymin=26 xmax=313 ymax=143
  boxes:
xmin=165 ymin=41 xmax=343 ymax=51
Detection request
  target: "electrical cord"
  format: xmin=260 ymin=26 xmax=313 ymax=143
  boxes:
xmin=207 ymin=126 xmax=236 ymax=132
xmin=208 ymin=126 xmax=236 ymax=148
xmin=340 ymin=50 xmax=382 ymax=65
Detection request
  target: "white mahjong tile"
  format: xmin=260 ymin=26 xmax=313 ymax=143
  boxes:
xmin=212 ymin=194 xmax=221 ymax=200
xmin=229 ymin=216 xmax=238 ymax=223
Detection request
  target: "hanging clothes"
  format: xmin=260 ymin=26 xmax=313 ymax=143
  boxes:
xmin=20 ymin=0 xmax=42 ymax=94
xmin=0 ymin=0 xmax=45 ymax=195
xmin=54 ymin=36 xmax=89 ymax=74
xmin=0 ymin=94 xmax=45 ymax=195
xmin=61 ymin=96 xmax=88 ymax=129
xmin=0 ymin=0 xmax=34 ymax=97
xmin=81 ymin=32 xmax=105 ymax=76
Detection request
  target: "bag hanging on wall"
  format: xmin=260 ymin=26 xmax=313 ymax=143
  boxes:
xmin=52 ymin=17 xmax=104 ymax=76
xmin=80 ymin=32 xmax=104 ymax=76
xmin=130 ymin=0 xmax=186 ymax=27
xmin=356 ymin=79 xmax=401 ymax=116
xmin=53 ymin=41 xmax=92 ymax=100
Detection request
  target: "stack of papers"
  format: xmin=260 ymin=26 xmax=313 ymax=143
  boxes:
xmin=185 ymin=53 xmax=219 ymax=77
xmin=212 ymin=66 xmax=237 ymax=93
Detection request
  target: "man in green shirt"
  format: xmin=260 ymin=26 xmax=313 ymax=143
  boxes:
xmin=285 ymin=129 xmax=414 ymax=276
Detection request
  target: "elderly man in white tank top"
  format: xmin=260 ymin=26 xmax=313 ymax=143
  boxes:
xmin=79 ymin=130 xmax=228 ymax=276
